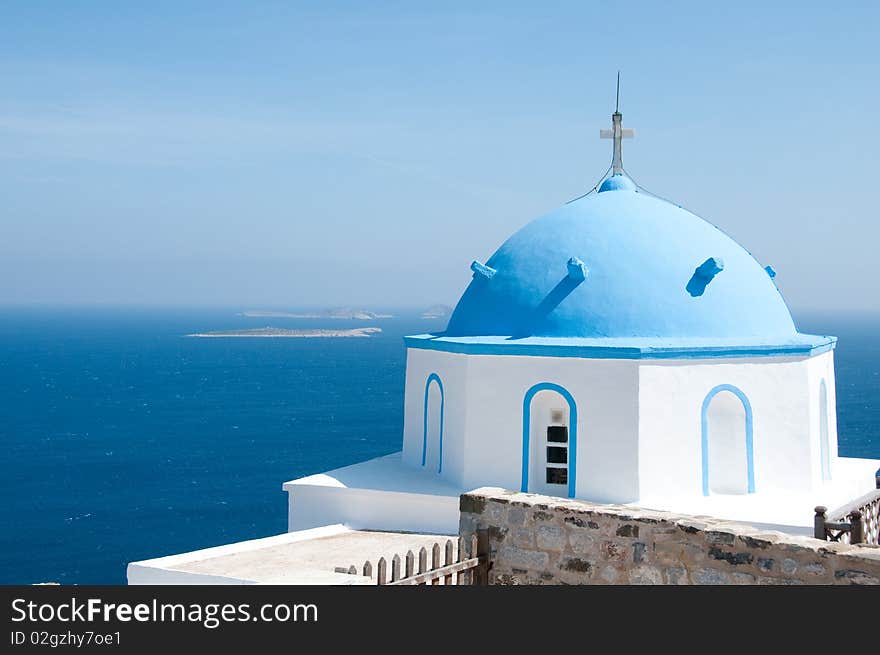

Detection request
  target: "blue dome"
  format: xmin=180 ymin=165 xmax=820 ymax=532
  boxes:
xmin=445 ymin=177 xmax=798 ymax=339
xmin=597 ymin=174 xmax=637 ymax=192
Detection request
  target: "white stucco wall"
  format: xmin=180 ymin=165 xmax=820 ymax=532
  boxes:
xmin=287 ymin=484 xmax=459 ymax=535
xmin=403 ymin=346 xmax=843 ymax=507
xmin=806 ymin=350 xmax=839 ymax=487
xmin=402 ymin=349 xmax=470 ymax=487
xmin=637 ymin=351 xmax=837 ymax=499
xmin=404 ymin=347 xmax=640 ymax=503
xmin=460 ymin=355 xmax=640 ymax=502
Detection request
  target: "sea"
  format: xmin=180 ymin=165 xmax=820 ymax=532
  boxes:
xmin=0 ymin=307 xmax=877 ymax=584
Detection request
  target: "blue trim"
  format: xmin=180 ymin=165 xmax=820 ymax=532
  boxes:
xmin=819 ymin=379 xmax=830 ymax=481
xmin=701 ymin=384 xmax=755 ymax=496
xmin=521 ymin=382 xmax=578 ymax=498
xmin=421 ymin=373 xmax=445 ymax=473
xmin=404 ymin=335 xmax=836 ymax=361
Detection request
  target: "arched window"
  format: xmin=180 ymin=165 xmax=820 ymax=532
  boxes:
xmin=421 ymin=374 xmax=444 ymax=473
xmin=521 ymin=383 xmax=577 ymax=498
xmin=701 ymin=384 xmax=755 ymax=496
xmin=819 ymin=379 xmax=831 ymax=481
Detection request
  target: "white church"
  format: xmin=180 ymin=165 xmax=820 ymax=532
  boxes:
xmin=128 ymin=101 xmax=880 ymax=584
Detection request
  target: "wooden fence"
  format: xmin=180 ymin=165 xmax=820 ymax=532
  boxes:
xmin=814 ymin=485 xmax=880 ymax=545
xmin=335 ymin=531 xmax=490 ymax=585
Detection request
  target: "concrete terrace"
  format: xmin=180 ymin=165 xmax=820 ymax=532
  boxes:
xmin=128 ymin=525 xmax=456 ymax=585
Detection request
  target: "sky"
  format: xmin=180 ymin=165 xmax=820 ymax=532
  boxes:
xmin=1 ymin=1 xmax=878 ymax=313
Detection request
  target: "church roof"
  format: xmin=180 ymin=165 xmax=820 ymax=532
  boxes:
xmin=443 ymin=174 xmax=803 ymax=342
xmin=421 ymin=90 xmax=835 ymax=355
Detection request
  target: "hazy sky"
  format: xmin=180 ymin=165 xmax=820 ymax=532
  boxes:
xmin=1 ymin=2 xmax=878 ymax=313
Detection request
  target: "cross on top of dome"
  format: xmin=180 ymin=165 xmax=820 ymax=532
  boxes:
xmin=599 ymin=73 xmax=635 ymax=175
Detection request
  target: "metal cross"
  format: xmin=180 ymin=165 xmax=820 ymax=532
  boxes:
xmin=599 ymin=73 xmax=635 ymax=175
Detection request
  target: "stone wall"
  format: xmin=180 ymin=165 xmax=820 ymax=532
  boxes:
xmin=459 ymin=487 xmax=880 ymax=585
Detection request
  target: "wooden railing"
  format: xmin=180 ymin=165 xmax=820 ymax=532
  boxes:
xmin=335 ymin=531 xmax=490 ymax=585
xmin=814 ymin=484 xmax=880 ymax=545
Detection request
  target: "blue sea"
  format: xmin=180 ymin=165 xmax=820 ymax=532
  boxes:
xmin=0 ymin=307 xmax=877 ymax=584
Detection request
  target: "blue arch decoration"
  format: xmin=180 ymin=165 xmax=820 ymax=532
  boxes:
xmin=521 ymin=382 xmax=578 ymax=498
xmin=421 ymin=373 xmax=445 ymax=473
xmin=819 ymin=379 xmax=830 ymax=481
xmin=701 ymin=384 xmax=755 ymax=496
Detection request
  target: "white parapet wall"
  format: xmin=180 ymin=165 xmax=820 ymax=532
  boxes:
xmin=283 ymin=452 xmax=463 ymax=535
xmin=285 ymin=484 xmax=460 ymax=535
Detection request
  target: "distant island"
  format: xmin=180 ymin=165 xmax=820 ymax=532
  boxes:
xmin=421 ymin=304 xmax=453 ymax=319
xmin=188 ymin=327 xmax=382 ymax=338
xmin=241 ymin=308 xmax=393 ymax=320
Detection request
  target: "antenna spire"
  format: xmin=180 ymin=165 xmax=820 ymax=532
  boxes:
xmin=600 ymin=73 xmax=635 ymax=175
xmin=615 ymin=71 xmax=620 ymax=113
